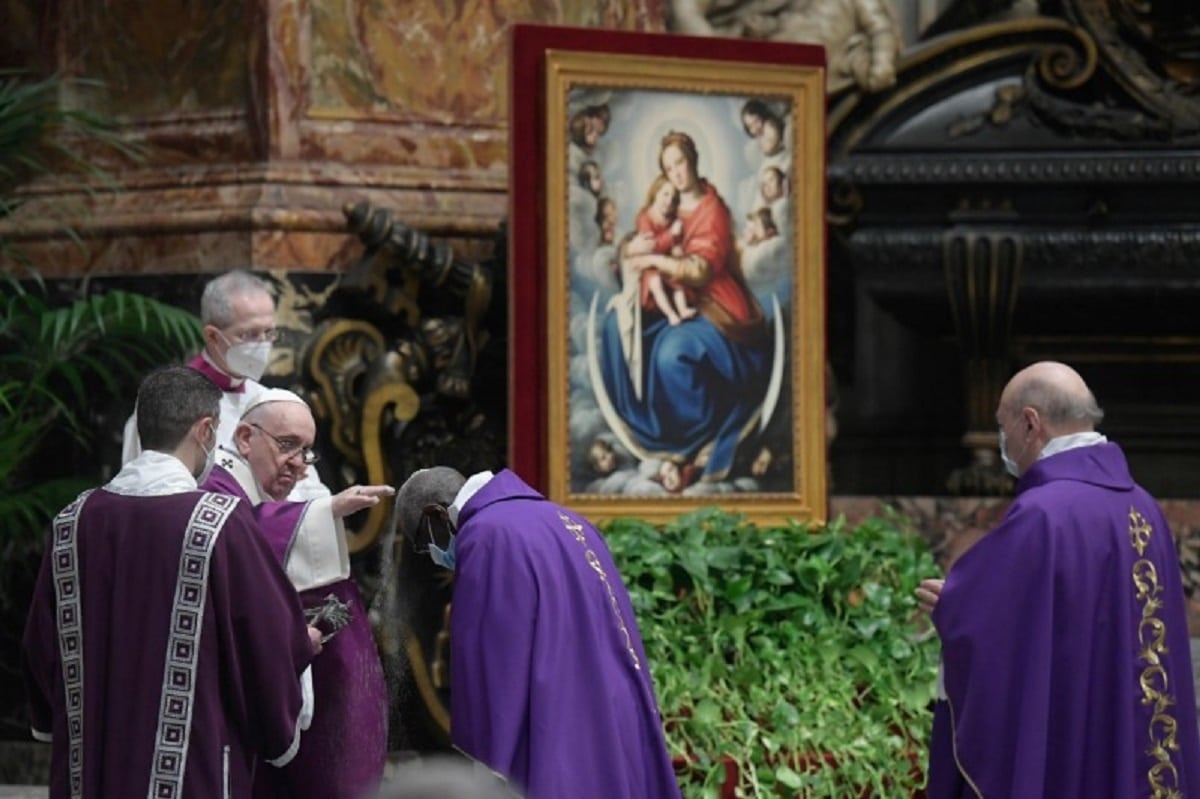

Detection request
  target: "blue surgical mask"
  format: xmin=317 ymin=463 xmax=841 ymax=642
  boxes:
xmin=998 ymin=430 xmax=1020 ymax=478
xmin=422 ymin=505 xmax=457 ymax=571
xmin=429 ymin=536 xmax=456 ymax=571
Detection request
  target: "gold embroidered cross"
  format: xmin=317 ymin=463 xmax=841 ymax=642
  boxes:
xmin=1129 ymin=507 xmax=1153 ymax=556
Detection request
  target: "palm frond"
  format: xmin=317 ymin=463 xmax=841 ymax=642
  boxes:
xmin=0 ymin=281 xmax=205 ymax=547
xmin=0 ymin=69 xmax=140 ymax=188
xmin=0 ymin=70 xmax=145 ymax=266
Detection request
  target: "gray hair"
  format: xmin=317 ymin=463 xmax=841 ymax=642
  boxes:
xmin=1014 ymin=376 xmax=1104 ymax=427
xmin=137 ymin=366 xmax=222 ymax=450
xmin=395 ymin=467 xmax=467 ymax=537
xmin=200 ymin=270 xmax=274 ymax=327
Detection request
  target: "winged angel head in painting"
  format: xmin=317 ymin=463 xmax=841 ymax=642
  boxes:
xmin=567 ymin=89 xmax=795 ymax=496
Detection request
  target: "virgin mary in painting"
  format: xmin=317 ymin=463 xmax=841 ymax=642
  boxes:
xmin=568 ymin=92 xmax=793 ymax=496
xmin=598 ymin=130 xmax=770 ymax=485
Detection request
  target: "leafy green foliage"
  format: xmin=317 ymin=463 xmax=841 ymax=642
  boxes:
xmin=605 ymin=508 xmax=940 ymax=798
xmin=0 ymin=278 xmax=203 ymax=548
xmin=0 ymin=66 xmax=172 ymax=551
xmin=0 ymin=65 xmax=188 ymax=740
xmin=0 ymin=280 xmax=201 ymax=738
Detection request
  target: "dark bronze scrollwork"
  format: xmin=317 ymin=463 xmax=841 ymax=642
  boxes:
xmin=298 ymin=203 xmax=505 ymax=750
xmin=1034 ymin=28 xmax=1098 ymax=91
xmin=342 ymin=201 xmax=493 ymax=400
xmin=301 ymin=202 xmax=503 ymax=552
xmin=1025 ymin=0 xmax=1200 ymax=138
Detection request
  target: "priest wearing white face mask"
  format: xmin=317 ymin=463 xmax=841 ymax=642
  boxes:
xmin=121 ymin=269 xmax=327 ymax=501
xmin=201 ymin=388 xmax=394 ymax=799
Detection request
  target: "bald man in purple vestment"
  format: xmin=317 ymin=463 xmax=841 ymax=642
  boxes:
xmin=917 ymin=361 xmax=1200 ymax=798
xmin=395 ymin=467 xmax=683 ymax=799
xmin=23 ymin=366 xmax=318 ymax=799
xmin=201 ymin=388 xmax=393 ymax=799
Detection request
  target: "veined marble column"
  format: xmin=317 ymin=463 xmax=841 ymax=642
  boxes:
xmin=0 ymin=0 xmax=666 ymax=277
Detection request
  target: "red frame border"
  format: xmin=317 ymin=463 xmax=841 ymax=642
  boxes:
xmin=507 ymin=23 xmax=826 ymax=490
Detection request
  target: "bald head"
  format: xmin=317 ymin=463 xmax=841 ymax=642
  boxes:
xmin=396 ymin=467 xmax=467 ymax=539
xmin=1000 ymin=361 xmax=1103 ymax=434
xmin=996 ymin=361 xmax=1104 ymax=476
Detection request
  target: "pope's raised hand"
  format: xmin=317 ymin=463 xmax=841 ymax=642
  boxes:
xmin=331 ymin=484 xmax=395 ymax=519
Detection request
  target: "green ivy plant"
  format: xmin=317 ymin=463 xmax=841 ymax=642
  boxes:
xmin=605 ymin=507 xmax=940 ymax=798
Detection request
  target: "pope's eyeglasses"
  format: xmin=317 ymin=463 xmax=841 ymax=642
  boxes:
xmin=249 ymin=422 xmax=319 ymax=465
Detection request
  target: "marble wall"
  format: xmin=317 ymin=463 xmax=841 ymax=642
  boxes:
xmin=0 ymin=0 xmax=665 ymax=278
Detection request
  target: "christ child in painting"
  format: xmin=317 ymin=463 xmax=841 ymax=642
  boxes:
xmin=628 ymin=175 xmax=697 ymax=326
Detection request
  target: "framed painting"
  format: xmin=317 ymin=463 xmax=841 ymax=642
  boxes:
xmin=509 ymin=24 xmax=827 ymax=525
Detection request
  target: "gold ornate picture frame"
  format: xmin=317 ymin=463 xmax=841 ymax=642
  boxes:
xmin=510 ymin=24 xmax=827 ymax=525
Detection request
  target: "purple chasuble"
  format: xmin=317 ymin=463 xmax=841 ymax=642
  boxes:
xmin=22 ymin=488 xmax=314 ymax=799
xmin=930 ymin=443 xmax=1200 ymax=798
xmin=201 ymin=464 xmax=388 ymax=799
xmin=450 ymin=469 xmax=682 ymax=799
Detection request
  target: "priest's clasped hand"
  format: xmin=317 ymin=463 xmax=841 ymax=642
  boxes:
xmin=914 ymin=578 xmax=944 ymax=615
xmin=331 ymin=484 xmax=396 ymax=519
xmin=307 ymin=625 xmax=325 ymax=655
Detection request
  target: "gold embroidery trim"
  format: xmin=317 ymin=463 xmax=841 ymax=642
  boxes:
xmin=944 ymin=695 xmax=985 ymax=799
xmin=1129 ymin=507 xmax=1182 ymax=799
xmin=558 ymin=511 xmax=641 ymax=671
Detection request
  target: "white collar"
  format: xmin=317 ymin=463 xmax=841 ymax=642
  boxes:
xmin=214 ymin=445 xmax=267 ymax=503
xmin=449 ymin=470 xmax=494 ymax=525
xmin=1039 ymin=431 xmax=1108 ymax=460
xmin=105 ymin=451 xmax=198 ymax=496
